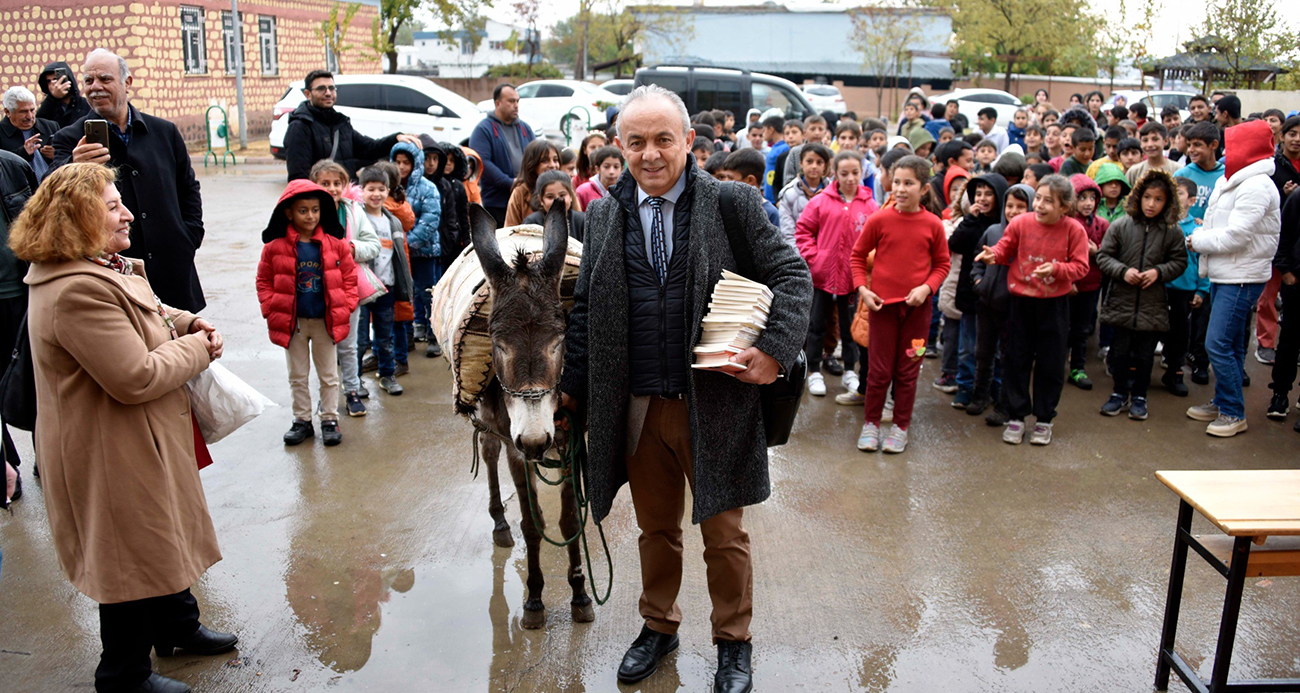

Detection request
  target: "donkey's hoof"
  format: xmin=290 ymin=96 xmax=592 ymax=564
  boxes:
xmin=492 ymin=527 xmax=515 ymax=548
xmin=521 ymin=606 xmax=546 ymax=630
xmin=571 ymin=599 xmax=596 ymax=623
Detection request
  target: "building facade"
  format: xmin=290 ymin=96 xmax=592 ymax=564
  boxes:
xmin=409 ymin=19 xmax=523 ymax=79
xmin=0 ymin=0 xmax=381 ymax=143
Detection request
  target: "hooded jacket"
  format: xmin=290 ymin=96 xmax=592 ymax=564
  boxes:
xmin=1093 ymin=162 xmax=1131 ymax=224
xmin=777 ymin=175 xmax=829 ymax=247
xmin=1068 ymin=173 xmax=1110 ymax=293
xmin=283 ymin=102 xmax=400 ymax=181
xmin=417 ymin=136 xmax=466 ymax=265
xmin=1189 ymin=120 xmax=1282 ymax=284
xmin=467 ymin=113 xmax=537 ymax=208
xmin=445 ymin=145 xmax=473 ymax=258
xmin=389 ymin=142 xmax=442 ymax=257
xmin=907 ymin=127 xmax=936 ymax=156
xmin=460 ymin=146 xmax=483 ymax=204
xmin=256 ymin=180 xmax=358 ymax=347
xmin=943 ymin=166 xmax=970 ymax=207
xmin=949 ymin=173 xmax=1008 ymax=313
xmin=971 ymin=183 xmax=1034 ymax=311
xmin=1096 ymin=171 xmax=1188 ymax=332
xmin=35 ymin=62 xmax=91 ymax=129
xmin=795 ymin=181 xmax=880 ymax=295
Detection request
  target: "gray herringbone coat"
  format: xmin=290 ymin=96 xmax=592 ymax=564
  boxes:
xmin=561 ymin=163 xmax=813 ymax=524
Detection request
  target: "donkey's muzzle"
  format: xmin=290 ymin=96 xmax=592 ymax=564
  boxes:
xmin=516 ymin=432 xmax=553 ymax=461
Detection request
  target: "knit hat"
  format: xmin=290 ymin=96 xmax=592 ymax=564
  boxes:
xmin=1224 ymin=119 xmax=1276 ymax=180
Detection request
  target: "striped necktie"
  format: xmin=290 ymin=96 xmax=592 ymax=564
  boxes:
xmin=647 ymin=196 xmax=668 ymax=284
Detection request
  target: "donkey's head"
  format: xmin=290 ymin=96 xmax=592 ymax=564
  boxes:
xmin=470 ymin=203 xmax=569 ymax=460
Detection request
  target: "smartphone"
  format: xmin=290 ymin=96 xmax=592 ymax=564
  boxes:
xmin=84 ymin=119 xmax=110 ymax=149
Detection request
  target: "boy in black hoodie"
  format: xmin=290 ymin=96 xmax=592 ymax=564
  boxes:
xmin=35 ymin=62 xmax=91 ymax=128
xmin=444 ymin=146 xmax=473 ymax=262
xmin=947 ymin=173 xmax=1009 ymax=408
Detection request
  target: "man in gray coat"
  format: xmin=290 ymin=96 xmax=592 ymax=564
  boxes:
xmin=559 ymin=85 xmax=812 ymax=693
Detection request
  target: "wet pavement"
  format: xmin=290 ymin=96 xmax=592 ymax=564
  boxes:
xmin=2 ymin=162 xmax=1299 ymax=692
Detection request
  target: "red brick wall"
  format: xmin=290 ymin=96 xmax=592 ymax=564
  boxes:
xmin=0 ymin=0 xmax=381 ymax=143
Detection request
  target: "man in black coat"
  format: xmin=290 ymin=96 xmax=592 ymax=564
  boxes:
xmin=0 ymin=149 xmax=35 ymax=501
xmin=1 ymin=87 xmax=59 ymax=183
xmin=284 ymin=69 xmax=420 ymax=181
xmin=560 ymin=85 xmax=811 ymax=693
xmin=51 ymin=49 xmax=207 ymax=312
xmin=36 ymin=61 xmax=92 ymax=129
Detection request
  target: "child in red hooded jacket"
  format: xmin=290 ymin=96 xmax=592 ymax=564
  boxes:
xmin=256 ymin=180 xmax=359 ymax=447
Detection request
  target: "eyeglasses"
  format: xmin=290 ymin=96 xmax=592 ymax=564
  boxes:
xmin=311 ymin=85 xmax=337 ymax=93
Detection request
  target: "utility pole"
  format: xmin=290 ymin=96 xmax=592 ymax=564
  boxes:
xmin=232 ymin=0 xmax=248 ymax=148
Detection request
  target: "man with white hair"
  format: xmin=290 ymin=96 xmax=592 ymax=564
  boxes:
xmin=0 ymin=86 xmax=58 ymax=182
xmin=51 ymin=48 xmax=207 ymax=313
xmin=559 ymin=84 xmax=811 ymax=692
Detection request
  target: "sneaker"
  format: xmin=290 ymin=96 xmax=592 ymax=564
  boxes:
xmin=824 ymin=356 xmax=845 ymax=376
xmin=952 ymin=389 xmax=972 ymax=408
xmin=1267 ymin=391 xmax=1290 ymax=420
xmin=413 ymin=324 xmax=428 ymax=342
xmin=346 ymin=392 xmax=367 ymax=417
xmin=986 ymin=407 xmax=1009 ymax=427
xmin=857 ymin=422 xmax=880 ymax=452
xmin=1068 ymin=369 xmax=1094 ymax=391
xmin=1002 ymin=420 xmax=1026 ymax=444
xmin=933 ymin=373 xmax=958 ymax=393
xmin=965 ymin=393 xmax=992 ymax=415
xmin=1191 ymin=367 xmax=1210 ymax=385
xmin=1255 ymin=346 xmax=1277 ymax=365
xmin=1128 ymin=397 xmax=1149 ymax=420
xmin=1162 ymin=369 xmax=1189 ymax=397
xmin=882 ymin=426 xmax=909 ymax=453
xmin=881 ymin=394 xmax=895 ymax=423
xmin=380 ymin=376 xmax=404 ymax=396
xmin=835 ymin=390 xmax=865 ymax=405
xmin=1186 ymin=401 xmax=1220 ymax=422
xmin=283 ymin=420 xmax=314 ymax=446
xmin=1100 ymin=393 xmax=1128 ymax=416
xmin=394 ymin=361 xmax=410 ymax=377
xmin=1098 ymin=345 xmax=1110 ymax=360
xmin=358 ymin=382 xmax=370 ymax=399
xmin=426 ymin=339 xmax=443 ymax=358
xmin=808 ymin=372 xmax=826 ymax=396
xmin=1029 ymin=422 xmax=1053 ymax=445
xmin=321 ymin=420 xmax=342 ymax=446
xmin=924 ymin=341 xmax=939 ymax=359
xmin=360 ymin=353 xmax=378 ymax=373
xmin=842 ymin=371 xmax=860 ymax=393
xmin=1206 ymin=414 xmax=1248 ymax=438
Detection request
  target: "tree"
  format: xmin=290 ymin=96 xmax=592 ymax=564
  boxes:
xmin=509 ymin=0 xmax=542 ymax=77
xmin=396 ymin=18 xmax=425 ymax=46
xmin=371 ymin=0 xmax=480 ymax=74
xmin=319 ymin=3 xmax=361 ymax=73
xmin=943 ymin=0 xmax=1099 ymax=92
xmin=544 ymin=2 xmax=693 ymax=78
xmin=1195 ymin=0 xmax=1299 ymax=89
xmin=1127 ymin=2 xmax=1158 ymax=89
xmin=849 ymin=3 xmax=927 ymax=118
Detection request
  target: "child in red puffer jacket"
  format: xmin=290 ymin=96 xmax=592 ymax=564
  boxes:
xmin=256 ymin=180 xmax=358 ymax=447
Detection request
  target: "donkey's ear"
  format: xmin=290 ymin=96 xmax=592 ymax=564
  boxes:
xmin=540 ymin=202 xmax=569 ymax=283
xmin=469 ymin=204 xmax=510 ymax=284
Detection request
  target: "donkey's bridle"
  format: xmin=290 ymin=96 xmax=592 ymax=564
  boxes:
xmin=499 ymin=382 xmax=558 ymax=401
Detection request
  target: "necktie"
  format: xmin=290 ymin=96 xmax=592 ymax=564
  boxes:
xmin=648 ymin=196 xmax=668 ymax=284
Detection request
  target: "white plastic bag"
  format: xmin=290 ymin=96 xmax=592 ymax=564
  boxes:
xmin=186 ymin=363 xmax=277 ymax=444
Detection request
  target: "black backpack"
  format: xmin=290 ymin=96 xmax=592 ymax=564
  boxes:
xmin=0 ymin=312 xmax=36 ymax=432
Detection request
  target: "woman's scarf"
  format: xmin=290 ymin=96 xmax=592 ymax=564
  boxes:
xmin=798 ymin=175 xmax=827 ymax=200
xmin=85 ymin=253 xmax=178 ymax=339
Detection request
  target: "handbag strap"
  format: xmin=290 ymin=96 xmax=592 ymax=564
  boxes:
xmin=9 ymin=312 xmax=26 ymax=361
xmin=718 ymin=181 xmax=758 ymax=280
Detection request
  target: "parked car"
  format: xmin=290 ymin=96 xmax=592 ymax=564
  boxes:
xmin=928 ymin=88 xmax=1023 ymax=128
xmin=268 ymin=74 xmax=487 ymax=159
xmin=1103 ymin=90 xmax=1194 ymax=124
xmin=476 ymin=79 xmax=620 ymax=138
xmin=601 ymin=79 xmax=635 ymax=97
xmin=632 ymin=65 xmax=817 ymax=123
xmin=801 ymin=84 xmax=847 ymax=115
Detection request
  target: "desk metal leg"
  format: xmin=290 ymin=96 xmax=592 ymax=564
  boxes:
xmin=1156 ymin=500 xmax=1195 ymax=690
xmin=1207 ymin=536 xmax=1252 ymax=692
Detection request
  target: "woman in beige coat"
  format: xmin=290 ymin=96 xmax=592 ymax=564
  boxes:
xmin=10 ymin=164 xmax=237 ymax=693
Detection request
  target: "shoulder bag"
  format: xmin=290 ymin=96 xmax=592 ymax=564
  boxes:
xmin=0 ymin=313 xmax=36 ymax=432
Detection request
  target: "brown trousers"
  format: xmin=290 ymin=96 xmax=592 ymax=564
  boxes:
xmin=626 ymin=397 xmax=752 ymax=642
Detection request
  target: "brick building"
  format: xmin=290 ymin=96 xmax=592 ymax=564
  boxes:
xmin=0 ymin=0 xmax=381 ymax=143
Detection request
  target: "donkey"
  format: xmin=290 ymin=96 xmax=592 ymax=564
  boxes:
xmin=468 ymin=202 xmax=595 ymax=630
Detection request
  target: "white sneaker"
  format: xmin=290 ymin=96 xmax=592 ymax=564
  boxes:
xmin=835 ymin=390 xmax=865 ymax=405
xmin=1206 ymin=415 xmax=1248 ymax=438
xmin=882 ymin=395 xmax=895 ymax=423
xmin=808 ymin=372 xmax=826 ymax=396
xmin=882 ymin=425 xmax=909 ymax=453
xmin=857 ymin=422 xmax=880 ymax=451
xmin=842 ymin=371 xmax=860 ymax=393
xmin=1003 ymin=420 xmax=1026 ymax=445
xmin=1030 ymin=422 xmax=1053 ymax=445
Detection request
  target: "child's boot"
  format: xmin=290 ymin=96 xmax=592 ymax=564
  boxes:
xmin=1162 ymin=369 xmax=1189 ymax=397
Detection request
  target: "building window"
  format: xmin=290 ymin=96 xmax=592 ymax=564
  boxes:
xmin=489 ymin=40 xmax=506 ymax=51
xmin=181 ymin=6 xmax=206 ymax=74
xmin=325 ymin=45 xmax=339 ymax=72
xmin=258 ymin=16 xmax=277 ymax=76
xmin=222 ymin=11 xmax=244 ymax=76
xmin=460 ymin=37 xmax=474 ymax=55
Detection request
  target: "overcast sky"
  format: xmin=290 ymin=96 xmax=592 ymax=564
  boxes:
xmin=428 ymin=0 xmax=1300 ymax=63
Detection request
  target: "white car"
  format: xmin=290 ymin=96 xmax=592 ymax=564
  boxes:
xmin=928 ymin=88 xmax=1023 ymax=128
xmin=476 ymin=79 xmax=620 ymax=139
xmin=269 ymin=74 xmax=486 ymax=159
xmin=601 ymin=79 xmax=635 ymax=97
xmin=801 ymin=84 xmax=847 ymax=115
xmin=1103 ymin=90 xmax=1194 ymax=124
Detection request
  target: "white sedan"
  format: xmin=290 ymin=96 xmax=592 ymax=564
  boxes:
xmin=477 ymin=80 xmax=621 ymax=140
xmin=928 ymin=88 xmax=1024 ymax=128
xmin=801 ymin=84 xmax=847 ymax=115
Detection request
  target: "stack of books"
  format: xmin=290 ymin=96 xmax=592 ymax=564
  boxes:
xmin=692 ymin=270 xmax=772 ymax=372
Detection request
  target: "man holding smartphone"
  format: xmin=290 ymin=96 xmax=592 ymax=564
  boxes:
xmin=50 ymin=48 xmax=208 ymax=313
xmin=0 ymin=87 xmax=58 ymax=183
xmin=36 ymin=61 xmax=91 ymax=129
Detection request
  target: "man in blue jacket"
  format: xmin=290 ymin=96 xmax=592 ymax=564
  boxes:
xmin=468 ymin=84 xmax=536 ymax=227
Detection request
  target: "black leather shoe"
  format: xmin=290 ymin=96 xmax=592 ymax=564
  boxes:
xmin=130 ymin=673 xmax=191 ymax=693
xmin=283 ymin=420 xmax=314 ymax=446
xmin=321 ymin=421 xmax=342 ymax=446
xmin=714 ymin=640 xmax=753 ymax=693
xmin=617 ymin=625 xmax=679 ymax=684
xmin=155 ymin=624 xmax=238 ymax=657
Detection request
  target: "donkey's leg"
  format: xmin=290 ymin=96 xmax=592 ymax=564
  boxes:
xmin=482 ymin=435 xmax=514 ymax=548
xmin=561 ymin=477 xmax=595 ymax=623
xmin=506 ymin=445 xmax=547 ymax=629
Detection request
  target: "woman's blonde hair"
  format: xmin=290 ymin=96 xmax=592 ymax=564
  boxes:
xmin=10 ymin=163 xmax=117 ymax=263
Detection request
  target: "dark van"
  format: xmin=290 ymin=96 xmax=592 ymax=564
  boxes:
xmin=632 ymin=65 xmax=817 ymax=121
